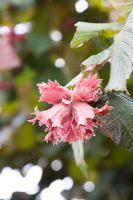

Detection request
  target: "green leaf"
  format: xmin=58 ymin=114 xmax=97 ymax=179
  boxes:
xmin=106 ymin=10 xmax=133 ymax=92
xmin=72 ymin=141 xmax=88 ymax=178
xmin=98 ymin=92 xmax=133 ymax=151
xmin=81 ymin=47 xmax=110 ymax=71
xmin=71 ymin=21 xmax=123 ymax=48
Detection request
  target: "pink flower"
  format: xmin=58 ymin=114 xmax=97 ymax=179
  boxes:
xmin=29 ymin=75 xmax=112 ymax=144
xmin=0 ymin=37 xmax=21 ymax=71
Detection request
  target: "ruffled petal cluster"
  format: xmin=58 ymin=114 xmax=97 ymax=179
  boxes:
xmin=29 ymin=75 xmax=112 ymax=144
xmin=37 ymin=81 xmax=70 ymax=104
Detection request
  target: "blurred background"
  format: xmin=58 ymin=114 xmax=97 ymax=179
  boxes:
xmin=0 ymin=0 xmax=133 ymax=200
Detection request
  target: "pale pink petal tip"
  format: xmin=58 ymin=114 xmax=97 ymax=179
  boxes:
xmin=94 ymin=102 xmax=112 ymax=116
xmin=28 ymin=107 xmax=43 ymax=125
xmin=72 ymin=75 xmax=102 ymax=102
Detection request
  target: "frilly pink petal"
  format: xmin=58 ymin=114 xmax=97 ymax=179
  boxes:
xmin=94 ymin=102 xmax=112 ymax=116
xmin=44 ymin=117 xmax=96 ymax=144
xmin=72 ymin=102 xmax=95 ymax=126
xmin=30 ymin=103 xmax=69 ymax=127
xmin=28 ymin=107 xmax=43 ymax=125
xmin=74 ymin=75 xmax=101 ymax=91
xmin=64 ymin=118 xmax=97 ymax=143
xmin=44 ymin=102 xmax=97 ymax=144
xmin=37 ymin=80 xmax=70 ymax=104
xmin=72 ymin=75 xmax=102 ymax=102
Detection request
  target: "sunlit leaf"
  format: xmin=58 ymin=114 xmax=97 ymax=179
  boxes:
xmin=101 ymin=29 xmax=120 ymax=38
xmin=106 ymin=10 xmax=133 ymax=92
xmin=71 ymin=21 xmax=123 ymax=48
xmin=81 ymin=47 xmax=110 ymax=71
